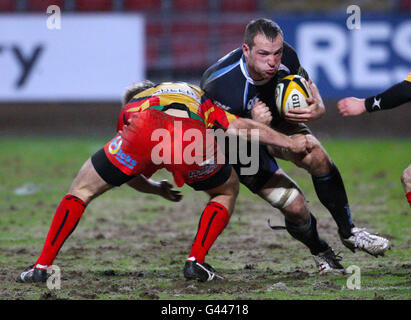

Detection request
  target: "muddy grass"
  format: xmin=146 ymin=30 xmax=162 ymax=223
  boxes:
xmin=1 ymin=186 xmax=409 ymax=301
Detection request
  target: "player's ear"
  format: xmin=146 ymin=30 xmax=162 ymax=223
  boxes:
xmin=242 ymin=43 xmax=250 ymax=57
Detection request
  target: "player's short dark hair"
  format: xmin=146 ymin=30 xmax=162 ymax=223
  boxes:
xmin=244 ymin=18 xmax=283 ymax=49
xmin=122 ymin=80 xmax=155 ymax=107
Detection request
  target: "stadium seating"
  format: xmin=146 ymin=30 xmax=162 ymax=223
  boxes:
xmin=400 ymin=0 xmax=411 ymax=10
xmin=171 ymin=22 xmax=210 ymax=69
xmin=217 ymin=22 xmax=245 ymax=56
xmin=221 ymin=0 xmax=257 ymax=12
xmin=9 ymin=0 xmax=407 ymax=76
xmin=124 ymin=0 xmax=161 ymax=11
xmin=174 ymin=0 xmax=209 ymax=11
xmin=146 ymin=22 xmax=163 ymax=68
xmin=0 ymin=0 xmax=15 ymax=11
xmin=75 ymin=0 xmax=112 ymax=11
xmin=27 ymin=0 xmax=65 ymax=11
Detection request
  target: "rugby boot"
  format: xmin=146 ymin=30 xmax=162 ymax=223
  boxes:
xmin=340 ymin=227 xmax=390 ymax=257
xmin=17 ymin=264 xmax=47 ymax=283
xmin=184 ymin=258 xmax=224 ymax=282
xmin=312 ymin=248 xmax=345 ymax=275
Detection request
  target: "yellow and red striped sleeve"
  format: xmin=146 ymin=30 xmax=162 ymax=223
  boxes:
xmin=117 ymin=96 xmax=160 ymax=131
xmin=199 ymin=97 xmax=239 ymax=130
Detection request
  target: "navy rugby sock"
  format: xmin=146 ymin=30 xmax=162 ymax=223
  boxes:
xmin=285 ymin=214 xmax=329 ymax=256
xmin=312 ymin=164 xmax=354 ymax=239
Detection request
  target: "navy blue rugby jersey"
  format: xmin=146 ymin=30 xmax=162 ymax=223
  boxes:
xmin=200 ymin=42 xmax=309 ymax=126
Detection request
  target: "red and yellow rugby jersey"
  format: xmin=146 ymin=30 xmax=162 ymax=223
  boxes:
xmin=117 ymin=82 xmax=239 ymax=131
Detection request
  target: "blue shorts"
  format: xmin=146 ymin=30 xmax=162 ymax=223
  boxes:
xmin=230 ymin=144 xmax=279 ymax=193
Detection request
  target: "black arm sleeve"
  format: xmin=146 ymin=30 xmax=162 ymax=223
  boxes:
xmin=282 ymin=42 xmax=310 ymax=81
xmin=365 ymin=80 xmax=411 ymax=112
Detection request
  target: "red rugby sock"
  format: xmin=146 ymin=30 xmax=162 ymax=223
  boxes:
xmin=187 ymin=201 xmax=229 ymax=264
xmin=35 ymin=194 xmax=86 ymax=268
xmin=407 ymin=191 xmax=411 ymax=208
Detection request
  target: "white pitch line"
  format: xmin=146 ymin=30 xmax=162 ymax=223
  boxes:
xmin=343 ymin=286 xmax=408 ymax=291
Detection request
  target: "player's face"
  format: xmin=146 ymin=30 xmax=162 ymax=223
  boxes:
xmin=243 ymin=33 xmax=283 ymax=81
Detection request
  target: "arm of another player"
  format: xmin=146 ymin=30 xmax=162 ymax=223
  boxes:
xmin=337 ymin=97 xmax=366 ymax=116
xmin=227 ymin=117 xmax=309 ymax=155
xmin=127 ymin=175 xmax=183 ymax=202
xmin=338 ymin=76 xmax=411 ymax=116
xmin=205 ymin=98 xmax=309 ymax=154
xmin=284 ymin=80 xmax=326 ymax=123
xmin=117 ymin=123 xmax=182 ymax=202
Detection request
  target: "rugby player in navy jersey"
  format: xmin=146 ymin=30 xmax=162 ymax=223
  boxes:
xmin=197 ymin=18 xmax=390 ymax=275
xmin=338 ymin=73 xmax=411 ymax=208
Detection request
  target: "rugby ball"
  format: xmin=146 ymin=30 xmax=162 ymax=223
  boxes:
xmin=275 ymin=75 xmax=312 ymax=117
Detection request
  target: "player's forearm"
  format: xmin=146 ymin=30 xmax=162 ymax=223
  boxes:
xmin=227 ymin=118 xmax=293 ymax=149
xmin=127 ymin=175 xmax=161 ymax=195
xmin=365 ymin=80 xmax=411 ymax=112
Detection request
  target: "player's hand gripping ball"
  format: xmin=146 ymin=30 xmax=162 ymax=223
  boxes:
xmin=275 ymin=75 xmax=312 ymax=117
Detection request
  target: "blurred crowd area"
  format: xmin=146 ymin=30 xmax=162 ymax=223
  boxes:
xmin=2 ymin=0 xmax=410 ymax=82
xmin=2 ymin=0 xmax=409 ymax=13
xmin=1 ymin=1 xmax=410 ymax=138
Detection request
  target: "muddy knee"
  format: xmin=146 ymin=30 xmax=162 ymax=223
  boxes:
xmin=281 ymin=193 xmax=310 ymax=225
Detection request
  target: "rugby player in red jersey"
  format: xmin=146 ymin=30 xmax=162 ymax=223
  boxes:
xmin=338 ymin=73 xmax=411 ymax=208
xmin=18 ymin=81 xmax=313 ymax=283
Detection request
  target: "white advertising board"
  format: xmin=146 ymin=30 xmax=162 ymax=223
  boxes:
xmin=0 ymin=14 xmax=145 ymax=101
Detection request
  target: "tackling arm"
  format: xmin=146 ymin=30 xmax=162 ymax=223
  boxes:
xmin=227 ymin=117 xmax=308 ymax=154
xmin=127 ymin=175 xmax=182 ymax=202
